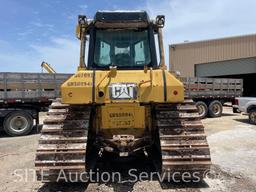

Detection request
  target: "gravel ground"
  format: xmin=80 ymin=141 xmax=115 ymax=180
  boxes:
xmin=0 ymin=107 xmax=256 ymax=192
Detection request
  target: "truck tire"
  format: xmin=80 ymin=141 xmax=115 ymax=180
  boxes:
xmin=3 ymin=111 xmax=33 ymax=136
xmin=208 ymin=100 xmax=223 ymax=118
xmin=249 ymin=110 xmax=256 ymax=125
xmin=233 ymin=107 xmax=240 ymax=113
xmin=195 ymin=101 xmax=208 ymax=119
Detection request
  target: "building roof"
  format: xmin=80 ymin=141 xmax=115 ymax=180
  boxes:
xmin=171 ymin=33 xmax=256 ymax=47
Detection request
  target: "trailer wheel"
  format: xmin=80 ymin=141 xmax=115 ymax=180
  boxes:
xmin=195 ymin=101 xmax=208 ymax=119
xmin=233 ymin=107 xmax=240 ymax=113
xmin=3 ymin=111 xmax=33 ymax=136
xmin=249 ymin=110 xmax=256 ymax=125
xmin=208 ymin=100 xmax=223 ymax=118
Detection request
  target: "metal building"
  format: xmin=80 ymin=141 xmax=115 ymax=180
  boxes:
xmin=169 ymin=34 xmax=256 ymax=96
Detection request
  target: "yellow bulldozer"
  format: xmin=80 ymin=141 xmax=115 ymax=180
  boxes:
xmin=35 ymin=11 xmax=211 ymax=182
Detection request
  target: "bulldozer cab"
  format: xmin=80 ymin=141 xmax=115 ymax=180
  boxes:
xmin=76 ymin=11 xmax=165 ymax=70
xmin=62 ymin=11 xmax=183 ymax=105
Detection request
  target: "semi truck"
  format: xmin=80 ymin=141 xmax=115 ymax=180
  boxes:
xmin=0 ymin=72 xmax=71 ymax=136
xmin=181 ymin=77 xmax=243 ymax=118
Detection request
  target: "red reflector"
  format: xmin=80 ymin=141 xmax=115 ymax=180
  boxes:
xmin=7 ymin=99 xmax=16 ymax=103
xmin=173 ymin=90 xmax=178 ymax=95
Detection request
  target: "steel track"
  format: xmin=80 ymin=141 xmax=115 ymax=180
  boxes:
xmin=155 ymin=99 xmax=212 ymax=180
xmin=35 ymin=99 xmax=91 ymax=182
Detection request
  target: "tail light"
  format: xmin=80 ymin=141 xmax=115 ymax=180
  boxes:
xmin=233 ymin=99 xmax=239 ymax=105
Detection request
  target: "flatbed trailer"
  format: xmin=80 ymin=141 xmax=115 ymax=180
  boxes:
xmin=0 ymin=72 xmax=71 ymax=136
xmin=181 ymin=77 xmax=243 ymax=118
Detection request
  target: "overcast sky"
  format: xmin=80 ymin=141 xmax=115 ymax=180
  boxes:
xmin=0 ymin=0 xmax=256 ymax=73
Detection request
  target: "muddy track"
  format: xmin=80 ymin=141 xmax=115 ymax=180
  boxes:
xmin=35 ymin=99 xmax=91 ymax=182
xmin=155 ymin=99 xmax=212 ymax=179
